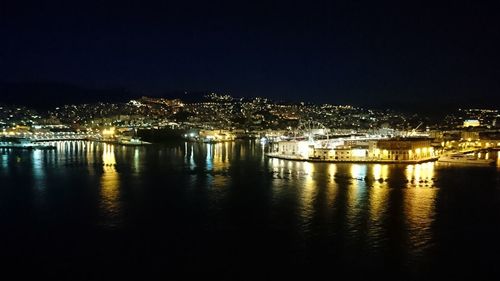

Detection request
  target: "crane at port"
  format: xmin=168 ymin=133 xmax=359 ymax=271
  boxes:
xmin=406 ymin=122 xmax=423 ymax=137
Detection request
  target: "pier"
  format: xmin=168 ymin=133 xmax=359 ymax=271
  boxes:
xmin=265 ymin=152 xmax=438 ymax=164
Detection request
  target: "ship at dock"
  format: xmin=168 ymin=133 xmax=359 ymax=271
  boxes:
xmin=99 ymin=136 xmax=151 ymax=146
xmin=117 ymin=136 xmax=151 ymax=146
xmin=437 ymin=153 xmax=496 ymax=166
xmin=100 ymin=127 xmax=152 ymax=146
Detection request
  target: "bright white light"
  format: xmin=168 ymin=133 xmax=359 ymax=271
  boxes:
xmin=352 ymin=149 xmax=366 ymax=158
xmin=297 ymin=141 xmax=311 ymax=158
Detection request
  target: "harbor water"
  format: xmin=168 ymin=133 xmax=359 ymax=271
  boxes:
xmin=1 ymin=141 xmax=500 ymax=280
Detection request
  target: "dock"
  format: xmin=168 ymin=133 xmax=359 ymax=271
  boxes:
xmin=265 ymin=153 xmax=438 ymax=164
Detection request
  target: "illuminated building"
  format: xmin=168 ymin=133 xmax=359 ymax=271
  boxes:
xmin=198 ymin=130 xmax=236 ymax=142
xmin=375 ymin=138 xmax=435 ymax=161
xmin=463 ymin=119 xmax=480 ymax=127
xmin=268 ymin=137 xmax=437 ymax=163
xmin=102 ymin=127 xmax=116 ymax=140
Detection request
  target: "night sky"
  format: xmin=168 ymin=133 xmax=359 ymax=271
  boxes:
xmin=1 ymin=1 xmax=499 ymax=111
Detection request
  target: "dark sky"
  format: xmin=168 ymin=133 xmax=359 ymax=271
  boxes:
xmin=1 ymin=0 xmax=499 ymax=110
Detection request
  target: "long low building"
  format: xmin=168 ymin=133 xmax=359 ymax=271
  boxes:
xmin=268 ymin=137 xmax=437 ymax=163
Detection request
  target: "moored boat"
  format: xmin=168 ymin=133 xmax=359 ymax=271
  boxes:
xmin=437 ymin=154 xmax=495 ymax=166
xmin=117 ymin=137 xmax=151 ymax=146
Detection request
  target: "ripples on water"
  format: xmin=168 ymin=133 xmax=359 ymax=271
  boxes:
xmin=1 ymin=141 xmax=499 ymax=279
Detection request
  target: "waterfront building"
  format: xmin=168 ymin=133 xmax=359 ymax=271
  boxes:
xmin=269 ymin=137 xmax=436 ymax=163
xmin=375 ymin=138 xmax=434 ymax=161
xmin=478 ymin=131 xmax=500 ymax=148
xmin=198 ymin=130 xmax=236 ymax=142
xmin=463 ymin=119 xmax=480 ymax=127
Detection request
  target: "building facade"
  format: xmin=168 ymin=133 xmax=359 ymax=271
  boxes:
xmin=270 ymin=137 xmax=436 ymax=163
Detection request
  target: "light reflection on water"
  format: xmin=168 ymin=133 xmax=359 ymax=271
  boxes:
xmin=406 ymin=162 xmax=435 ymax=187
xmin=346 ymin=164 xmax=367 ymax=234
xmin=404 ymin=184 xmax=437 ymax=254
xmin=31 ymin=150 xmax=46 ymax=187
xmin=300 ymin=162 xmax=316 ymax=227
xmin=2 ymin=140 xmax=500 ymax=277
xmin=0 ymin=142 xmax=447 ymax=235
xmin=265 ymin=154 xmax=440 ymax=255
xmin=31 ymin=149 xmax=47 ymax=208
xmin=100 ymin=143 xmax=121 ymax=227
xmin=0 ymin=153 xmax=8 ymax=175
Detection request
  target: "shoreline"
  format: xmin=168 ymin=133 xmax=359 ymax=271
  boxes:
xmin=265 ymin=153 xmax=438 ymax=164
xmin=0 ymin=145 xmax=56 ymax=150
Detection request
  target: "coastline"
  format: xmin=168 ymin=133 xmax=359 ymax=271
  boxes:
xmin=265 ymin=153 xmax=438 ymax=164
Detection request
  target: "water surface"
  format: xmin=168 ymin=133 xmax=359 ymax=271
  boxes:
xmin=1 ymin=141 xmax=499 ymax=280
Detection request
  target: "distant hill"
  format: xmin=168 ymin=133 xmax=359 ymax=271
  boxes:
xmin=0 ymin=82 xmax=216 ymax=109
xmin=0 ymin=82 xmax=136 ymax=110
xmin=2 ymin=82 xmax=496 ymax=117
xmin=146 ymin=90 xmax=210 ymax=103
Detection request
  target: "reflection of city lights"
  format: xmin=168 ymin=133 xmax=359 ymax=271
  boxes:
xmin=102 ymin=144 xmax=116 ymax=166
xmin=100 ymin=144 xmax=121 ymax=227
xmin=329 ymin=164 xmax=336 ymax=178
xmin=406 ymin=162 xmax=435 ymax=187
xmin=346 ymin=164 xmax=367 ymax=229
xmin=212 ymin=142 xmax=231 ymax=170
xmin=32 ymin=149 xmax=46 ymax=191
xmin=300 ymin=162 xmax=316 ymax=226
xmin=303 ymin=162 xmax=314 ymax=176
xmin=350 ymin=164 xmax=366 ymax=179
xmin=404 ymin=183 xmax=437 ymax=251
xmin=372 ymin=164 xmax=389 ymax=187
xmin=0 ymin=154 xmax=8 ymax=171
xmin=190 ymin=146 xmax=195 ymax=168
xmin=326 ymin=164 xmax=339 ymax=206
xmin=206 ymin=143 xmax=213 ymax=170
xmin=373 ymin=164 xmax=382 ymax=179
xmin=133 ymin=148 xmax=140 ymax=171
xmin=369 ymin=177 xmax=388 ymax=228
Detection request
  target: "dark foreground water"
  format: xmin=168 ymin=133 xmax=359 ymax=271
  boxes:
xmin=1 ymin=141 xmax=500 ymax=280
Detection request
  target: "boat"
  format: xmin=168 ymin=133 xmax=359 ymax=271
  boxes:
xmin=117 ymin=137 xmax=151 ymax=146
xmin=437 ymin=154 xmax=496 ymax=166
xmin=0 ymin=137 xmax=56 ymax=149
